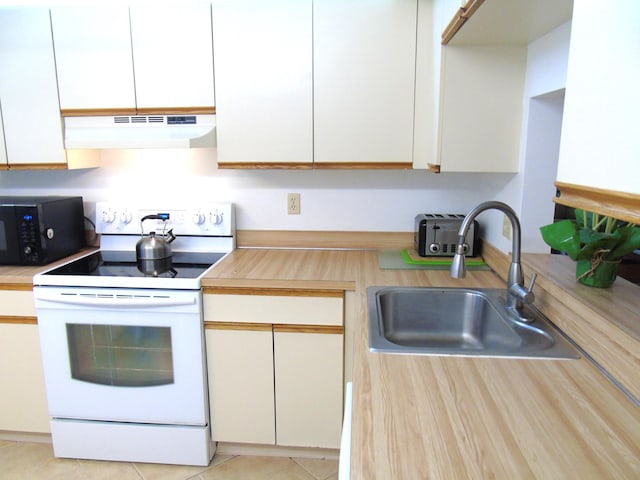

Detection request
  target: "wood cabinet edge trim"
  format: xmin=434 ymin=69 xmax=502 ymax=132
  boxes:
xmin=61 ymin=107 xmax=215 ymax=117
xmin=554 ymin=181 xmax=640 ymax=224
xmin=217 ymin=162 xmax=313 ymax=170
xmin=204 ymin=321 xmax=344 ymax=335
xmin=6 ymin=163 xmax=68 ymax=170
xmin=442 ymin=0 xmax=485 ymax=45
xmin=203 ymin=287 xmax=345 ymax=298
xmin=313 ymin=162 xmax=413 ymax=170
xmin=0 ymin=316 xmax=38 ymax=325
xmin=273 ymin=324 xmax=344 ymax=335
xmin=217 ymin=162 xmax=413 ymax=170
xmin=0 ymin=284 xmax=34 ymax=291
xmin=204 ymin=322 xmax=272 ymax=331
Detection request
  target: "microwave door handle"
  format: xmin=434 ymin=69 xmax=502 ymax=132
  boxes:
xmin=35 ymin=294 xmax=195 ymax=309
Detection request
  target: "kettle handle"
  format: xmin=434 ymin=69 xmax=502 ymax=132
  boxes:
xmin=141 ymin=214 xmax=168 ymax=223
xmin=140 ymin=214 xmax=169 ymax=236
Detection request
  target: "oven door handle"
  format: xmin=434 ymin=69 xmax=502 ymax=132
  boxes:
xmin=35 ymin=294 xmax=196 ymax=309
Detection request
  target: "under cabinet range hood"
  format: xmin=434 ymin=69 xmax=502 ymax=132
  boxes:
xmin=63 ymin=114 xmax=216 ymax=149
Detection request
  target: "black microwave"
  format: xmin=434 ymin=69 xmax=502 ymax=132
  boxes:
xmin=0 ymin=196 xmax=86 ymax=265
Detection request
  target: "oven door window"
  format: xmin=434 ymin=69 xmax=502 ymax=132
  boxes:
xmin=66 ymin=324 xmax=174 ymax=387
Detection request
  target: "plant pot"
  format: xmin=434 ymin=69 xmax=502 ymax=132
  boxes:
xmin=576 ymin=258 xmax=620 ymax=288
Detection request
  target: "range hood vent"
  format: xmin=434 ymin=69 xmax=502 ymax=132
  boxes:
xmin=64 ymin=114 xmax=216 ymax=149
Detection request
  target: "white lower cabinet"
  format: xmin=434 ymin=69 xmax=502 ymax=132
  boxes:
xmin=204 ymin=291 xmax=344 ymax=449
xmin=206 ymin=326 xmax=275 ymax=444
xmin=274 ymin=329 xmax=343 ymax=448
xmin=0 ymin=289 xmax=50 ymax=433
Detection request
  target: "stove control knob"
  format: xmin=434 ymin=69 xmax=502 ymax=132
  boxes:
xmin=119 ymin=211 xmax=133 ymax=225
xmin=102 ymin=210 xmax=116 ymax=224
xmin=210 ymin=212 xmax=223 ymax=225
xmin=192 ymin=212 xmax=205 ymax=225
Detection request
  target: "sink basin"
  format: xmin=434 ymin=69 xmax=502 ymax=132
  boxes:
xmin=368 ymin=287 xmax=579 ymax=359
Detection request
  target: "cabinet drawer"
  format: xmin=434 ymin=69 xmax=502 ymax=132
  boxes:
xmin=0 ymin=290 xmax=36 ymax=317
xmin=204 ymin=293 xmax=343 ymax=326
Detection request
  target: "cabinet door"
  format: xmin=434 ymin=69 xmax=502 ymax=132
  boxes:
xmin=0 ymin=7 xmax=66 ymax=166
xmin=557 ymin=0 xmax=640 ymax=195
xmin=129 ymin=3 xmax=215 ymax=110
xmin=274 ymin=330 xmax=343 ymax=448
xmin=437 ymin=45 xmax=526 ymax=172
xmin=211 ymin=0 xmax=313 ymax=165
xmin=313 ymin=0 xmax=416 ymax=166
xmin=51 ymin=6 xmax=136 ymax=111
xmin=205 ymin=327 xmax=276 ymax=444
xmin=0 ymin=323 xmax=50 ymax=433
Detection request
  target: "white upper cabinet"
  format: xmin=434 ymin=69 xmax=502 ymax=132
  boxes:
xmin=428 ymin=0 xmax=572 ymax=173
xmin=313 ymin=0 xmax=417 ymax=166
xmin=129 ymin=3 xmax=214 ymax=110
xmin=51 ymin=3 xmax=215 ymax=112
xmin=436 ymin=45 xmax=526 ymax=173
xmin=0 ymin=7 xmax=67 ymax=166
xmin=211 ymin=0 xmax=312 ymax=166
xmin=51 ymin=6 xmax=135 ymax=111
xmin=557 ymin=0 xmax=639 ymax=196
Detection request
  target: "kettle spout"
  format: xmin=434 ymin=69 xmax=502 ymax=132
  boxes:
xmin=165 ymin=229 xmax=176 ymax=243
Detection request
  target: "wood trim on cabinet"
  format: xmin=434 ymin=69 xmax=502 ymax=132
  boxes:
xmin=61 ymin=106 xmax=215 ymax=117
xmin=313 ymin=162 xmax=413 ymax=170
xmin=554 ymin=181 xmax=640 ymax=225
xmin=273 ymin=324 xmax=344 ymax=335
xmin=218 ymin=162 xmax=412 ymax=170
xmin=136 ymin=106 xmax=215 ymax=115
xmin=204 ymin=321 xmax=344 ymax=335
xmin=0 ymin=284 xmax=33 ymax=291
xmin=0 ymin=316 xmax=37 ymax=325
xmin=204 ymin=321 xmax=272 ymax=332
xmin=442 ymin=0 xmax=485 ymax=45
xmin=203 ymin=286 xmax=344 ymax=298
xmin=5 ymin=163 xmax=68 ymax=170
xmin=217 ymin=162 xmax=313 ymax=170
xmin=427 ymin=163 xmax=441 ymax=173
xmin=61 ymin=108 xmax=137 ymax=117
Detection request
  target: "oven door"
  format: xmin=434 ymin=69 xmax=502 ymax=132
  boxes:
xmin=35 ymin=286 xmax=207 ymax=426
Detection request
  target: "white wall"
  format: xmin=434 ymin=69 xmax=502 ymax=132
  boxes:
xmin=0 ymin=148 xmax=514 ymax=235
xmin=480 ymin=20 xmax=570 ymax=255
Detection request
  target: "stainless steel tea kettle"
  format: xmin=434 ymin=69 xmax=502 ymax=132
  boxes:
xmin=136 ymin=215 xmax=176 ymax=262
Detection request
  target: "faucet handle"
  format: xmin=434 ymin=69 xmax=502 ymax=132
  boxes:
xmin=509 ymin=272 xmax=537 ymax=305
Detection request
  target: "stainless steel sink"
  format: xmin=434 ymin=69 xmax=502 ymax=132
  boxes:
xmin=368 ymin=287 xmax=579 ymax=359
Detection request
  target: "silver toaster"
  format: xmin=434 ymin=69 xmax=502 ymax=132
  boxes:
xmin=414 ymin=214 xmax=478 ymax=257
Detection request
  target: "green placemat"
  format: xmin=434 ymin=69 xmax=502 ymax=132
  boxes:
xmin=377 ymin=250 xmax=490 ymax=270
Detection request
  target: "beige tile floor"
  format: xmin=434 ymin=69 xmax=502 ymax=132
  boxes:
xmin=0 ymin=440 xmax=339 ymax=480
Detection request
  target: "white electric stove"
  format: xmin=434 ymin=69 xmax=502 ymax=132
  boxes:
xmin=33 ymin=202 xmax=234 ymax=466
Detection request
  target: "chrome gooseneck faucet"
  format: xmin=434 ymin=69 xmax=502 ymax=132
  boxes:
xmin=451 ymin=201 xmax=537 ymax=321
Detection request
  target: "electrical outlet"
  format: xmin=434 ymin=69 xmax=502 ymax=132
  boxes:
xmin=287 ymin=193 xmax=301 ymax=215
xmin=502 ymin=214 xmax=512 ymax=240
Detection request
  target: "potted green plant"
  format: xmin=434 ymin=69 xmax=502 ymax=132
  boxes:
xmin=540 ymin=209 xmax=640 ymax=288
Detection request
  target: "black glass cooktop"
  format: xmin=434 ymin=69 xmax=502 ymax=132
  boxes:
xmin=44 ymin=250 xmax=225 ymax=279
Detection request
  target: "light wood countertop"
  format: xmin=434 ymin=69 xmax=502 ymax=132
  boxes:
xmin=203 ymin=248 xmax=640 ymax=479
xmin=2 ymin=246 xmax=639 ymax=478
